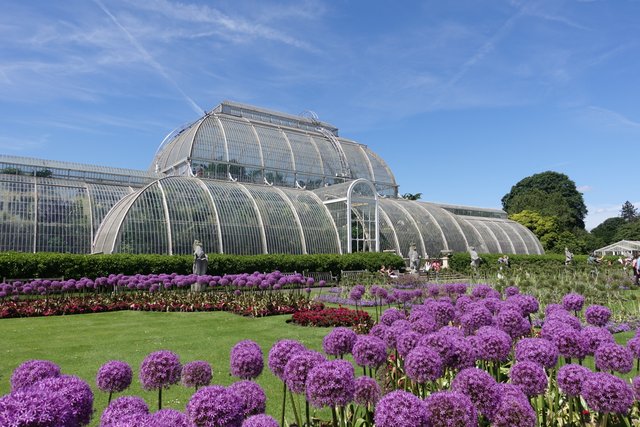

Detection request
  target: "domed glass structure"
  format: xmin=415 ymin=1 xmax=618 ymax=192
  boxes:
xmin=0 ymin=101 xmax=543 ymax=257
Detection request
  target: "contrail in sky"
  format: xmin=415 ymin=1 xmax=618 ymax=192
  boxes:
xmin=93 ymin=0 xmax=205 ymax=116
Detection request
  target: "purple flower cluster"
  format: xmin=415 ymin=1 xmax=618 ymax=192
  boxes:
xmin=374 ymin=390 xmax=428 ymax=427
xmin=146 ymin=409 xmax=188 ymax=427
xmin=451 ymin=368 xmax=499 ymax=420
xmin=322 ymin=327 xmax=357 ymax=357
xmin=380 ymin=308 xmax=405 ymax=326
xmin=514 ymin=338 xmax=558 ymax=368
xmin=101 ymin=396 xmax=149 ymax=427
xmin=594 ymin=343 xmax=634 ymax=374
xmin=230 ymin=340 xmax=264 ymax=380
xmin=306 ymin=360 xmax=355 ymax=408
xmin=268 ymin=339 xmax=305 ymax=380
xmin=396 ymin=330 xmax=421 ymax=357
xmin=585 ymin=305 xmax=612 ymax=327
xmin=349 ymin=284 xmax=365 ymax=301
xmin=242 ymin=414 xmax=279 ymax=427
xmin=352 ymin=335 xmax=387 ymax=368
xmin=354 ymin=376 xmax=381 ymax=406
xmin=509 ymin=361 xmax=548 ymax=397
xmin=581 ymin=327 xmax=614 ymax=355
xmin=424 ymin=391 xmax=478 ymax=427
xmin=284 ymin=351 xmax=326 ymax=394
xmin=139 ymin=350 xmax=182 ymax=391
xmin=404 ymin=346 xmax=443 ymax=383
xmin=10 ymin=359 xmax=61 ymax=391
xmin=562 ymin=293 xmax=585 ymax=312
xmin=186 ymin=385 xmax=244 ymax=427
xmin=474 ymin=326 xmax=512 ymax=362
xmin=97 ymin=361 xmax=133 ymax=394
xmin=582 ymin=372 xmax=634 ymax=414
xmin=557 ymin=364 xmax=590 ymax=396
xmin=228 ymin=380 xmax=267 ymax=417
xmin=492 ymin=384 xmax=536 ymax=427
xmin=181 ymin=361 xmax=213 ymax=389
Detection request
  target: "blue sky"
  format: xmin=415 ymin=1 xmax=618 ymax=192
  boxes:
xmin=1 ymin=0 xmax=639 ymax=230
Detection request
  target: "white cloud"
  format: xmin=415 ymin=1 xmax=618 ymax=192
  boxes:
xmin=577 ymin=185 xmax=592 ymax=192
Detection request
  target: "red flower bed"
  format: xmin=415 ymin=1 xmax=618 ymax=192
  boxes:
xmin=291 ymin=306 xmax=372 ymax=328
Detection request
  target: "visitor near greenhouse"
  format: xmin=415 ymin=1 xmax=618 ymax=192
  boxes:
xmin=564 ymin=247 xmax=573 ymax=266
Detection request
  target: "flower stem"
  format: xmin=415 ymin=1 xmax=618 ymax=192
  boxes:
xmin=281 ymin=382 xmax=287 ymax=427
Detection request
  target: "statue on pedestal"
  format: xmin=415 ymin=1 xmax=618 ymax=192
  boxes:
xmin=192 ymin=240 xmax=208 ymax=292
xmin=469 ymin=246 xmax=481 ymax=269
xmin=408 ymin=243 xmax=420 ymax=272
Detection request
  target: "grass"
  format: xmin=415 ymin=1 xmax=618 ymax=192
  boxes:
xmin=0 ymin=311 xmax=331 ymax=426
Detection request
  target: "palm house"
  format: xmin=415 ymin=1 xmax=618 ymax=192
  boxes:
xmin=0 ymin=101 xmax=543 ymax=258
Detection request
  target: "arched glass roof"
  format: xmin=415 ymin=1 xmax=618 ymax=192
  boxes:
xmin=151 ymin=101 xmax=398 ymax=196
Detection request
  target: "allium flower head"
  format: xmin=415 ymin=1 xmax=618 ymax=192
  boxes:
xmin=411 ymin=315 xmax=437 ymax=335
xmin=181 ymin=361 xmax=212 ymax=389
xmin=404 ymin=346 xmax=444 ymax=383
xmin=97 ymin=361 xmax=133 ymax=394
xmin=460 ymin=305 xmax=493 ymax=334
xmin=35 ymin=375 xmax=94 ymax=427
xmin=582 ymin=372 xmax=633 ymax=414
xmin=557 ymin=364 xmax=590 ymax=397
xmin=562 ymin=293 xmax=585 ymax=312
xmin=492 ymin=384 xmax=536 ymax=427
xmin=146 ymin=409 xmax=188 ymax=427
xmin=474 ymin=326 xmax=512 ymax=362
xmin=101 ymin=396 xmax=149 ymax=427
xmin=396 ymin=331 xmax=421 ymax=357
xmin=352 ymin=335 xmax=387 ymax=368
xmin=594 ymin=343 xmax=634 ymax=374
xmin=633 ymin=376 xmax=640 ymax=401
xmin=504 ymin=286 xmax=520 ymax=297
xmin=306 ymin=360 xmax=355 ymax=408
xmin=581 ymin=327 xmax=615 ymax=355
xmin=374 ymin=390 xmax=428 ymax=427
xmin=0 ymin=385 xmax=73 ymax=427
xmin=242 ymin=414 xmax=279 ymax=427
xmin=628 ymin=337 xmax=640 ymax=359
xmin=514 ymin=338 xmax=559 ymax=369
xmin=11 ymin=359 xmax=61 ymax=391
xmin=509 ymin=361 xmax=548 ymax=397
xmin=354 ymin=376 xmax=381 ymax=406
xmin=323 ymin=327 xmax=357 ymax=357
xmin=380 ymin=308 xmax=405 ymax=326
xmin=186 ymin=385 xmax=244 ymax=427
xmin=451 ymin=367 xmax=499 ymax=419
xmin=507 ymin=294 xmax=539 ymax=316
xmin=496 ymin=307 xmax=530 ymax=339
xmin=551 ymin=325 xmax=587 ymax=359
xmin=424 ymin=391 xmax=478 ymax=427
xmin=283 ymin=350 xmax=326 ymax=394
xmin=268 ymin=339 xmax=305 ymax=380
xmin=369 ymin=323 xmax=388 ymax=340
xmin=228 ymin=380 xmax=267 ymax=417
xmin=230 ymin=340 xmax=264 ymax=380
xmin=585 ymin=305 xmax=612 ymax=327
xmin=139 ymin=350 xmax=182 ymax=390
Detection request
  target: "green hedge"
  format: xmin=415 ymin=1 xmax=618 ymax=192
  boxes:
xmin=0 ymin=252 xmax=405 ymax=281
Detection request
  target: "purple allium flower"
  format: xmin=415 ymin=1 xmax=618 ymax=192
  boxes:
xmin=369 ymin=323 xmax=388 ymax=340
xmin=380 ymin=308 xmax=405 ymax=326
xmin=582 ymin=372 xmax=634 ymax=414
xmin=146 ymin=409 xmax=188 ymax=427
xmin=230 ymin=340 xmax=264 ymax=380
xmin=581 ymin=327 xmax=615 ymax=355
xmin=551 ymin=326 xmax=587 ymax=359
xmin=242 ymin=414 xmax=279 ymax=427
xmin=460 ymin=305 xmax=493 ymax=334
xmin=186 ymin=386 xmax=244 ymax=427
xmin=374 ymin=390 xmax=428 ymax=427
xmin=509 ymin=361 xmax=548 ymax=397
xmin=507 ymin=294 xmax=539 ymax=316
xmin=504 ymin=286 xmax=520 ymax=297
xmin=384 ymin=322 xmax=411 ymax=350
xmin=496 ymin=308 xmax=530 ymax=339
xmin=492 ymin=384 xmax=536 ymax=427
xmin=595 ymin=343 xmax=634 ymax=374
xmin=446 ymin=336 xmax=477 ymax=370
xmin=228 ymin=380 xmax=266 ymax=417
xmin=474 ymin=326 xmax=512 ymax=362
xmin=424 ymin=391 xmax=478 ymax=427
xmin=354 ymin=376 xmax=381 ymax=406
xmin=97 ymin=361 xmax=133 ymax=395
xmin=419 ymin=332 xmax=454 ymax=365
xmin=626 ymin=337 xmax=640 ymax=359
xmin=268 ymin=340 xmax=305 ymax=381
xmin=472 ymin=284 xmax=494 ymax=299
xmin=352 ymin=335 xmax=387 ymax=368
xmin=10 ymin=359 xmax=61 ymax=391
xmin=514 ymin=338 xmax=559 ymax=369
xmin=557 ymin=364 xmax=590 ymax=397
xmin=585 ymin=305 xmax=612 ymax=327
xmin=396 ymin=331 xmax=421 ymax=357
xmin=546 ymin=311 xmax=582 ymax=330
xmin=0 ymin=386 xmax=73 ymax=427
xmin=139 ymin=350 xmax=181 ymax=391
xmin=323 ymin=327 xmax=357 ymax=357
xmin=425 ymin=300 xmax=455 ymax=327
xmin=283 ymin=350 xmax=326 ymax=394
xmin=350 ymin=285 xmax=365 ymax=301
xmin=404 ymin=346 xmax=444 ymax=384
xmin=633 ymin=376 xmax=640 ymax=401
xmin=451 ymin=367 xmax=499 ymax=419
xmin=562 ymin=293 xmax=585 ymax=312
xmin=100 ymin=396 xmax=149 ymax=427
xmin=35 ymin=375 xmax=93 ymax=427
xmin=410 ymin=315 xmax=438 ymax=335
xmin=181 ymin=361 xmax=212 ymax=389
xmin=306 ymin=360 xmax=355 ymax=408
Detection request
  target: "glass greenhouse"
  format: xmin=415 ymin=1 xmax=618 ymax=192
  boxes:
xmin=0 ymin=101 xmax=543 ymax=257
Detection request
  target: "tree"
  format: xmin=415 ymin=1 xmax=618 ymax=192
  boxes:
xmin=620 ymin=201 xmax=638 ymax=222
xmin=501 ymin=171 xmax=587 ymax=230
xmin=402 ymin=193 xmax=422 ymax=200
xmin=591 ymin=217 xmax=626 ymax=245
xmin=613 ymin=220 xmax=640 ymax=241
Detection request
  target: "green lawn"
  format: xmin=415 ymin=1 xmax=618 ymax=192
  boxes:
xmin=0 ymin=311 xmax=331 ymax=425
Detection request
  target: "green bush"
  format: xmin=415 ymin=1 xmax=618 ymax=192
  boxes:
xmin=0 ymin=252 xmax=405 ymax=281
xmin=448 ymin=252 xmax=619 ymax=274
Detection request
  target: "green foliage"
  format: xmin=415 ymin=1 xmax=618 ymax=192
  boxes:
xmin=620 ymin=200 xmax=638 ymax=222
xmin=447 ymin=252 xmax=620 ymax=273
xmin=401 ymin=192 xmax=422 ymax=200
xmin=501 ymin=171 xmax=587 ymax=230
xmin=613 ymin=219 xmax=640 ymax=241
xmin=591 ymin=217 xmax=626 ymax=245
xmin=0 ymin=252 xmax=405 ymax=280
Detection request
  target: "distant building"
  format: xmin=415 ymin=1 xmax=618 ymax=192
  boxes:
xmin=0 ymin=101 xmax=543 ymax=256
xmin=593 ymin=240 xmax=640 ymax=257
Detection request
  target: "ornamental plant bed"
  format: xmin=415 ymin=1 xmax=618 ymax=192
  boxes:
xmin=290 ymin=306 xmax=373 ymax=329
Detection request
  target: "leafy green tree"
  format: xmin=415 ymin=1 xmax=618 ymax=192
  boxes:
xmin=613 ymin=220 xmax=640 ymax=241
xmin=501 ymin=171 xmax=587 ymax=230
xmin=591 ymin=217 xmax=626 ymax=245
xmin=401 ymin=192 xmax=422 ymax=200
xmin=620 ymin=201 xmax=638 ymax=222
xmin=509 ymin=210 xmax=559 ymax=251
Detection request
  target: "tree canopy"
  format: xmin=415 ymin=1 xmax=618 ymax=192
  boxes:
xmin=501 ymin=171 xmax=587 ymax=230
xmin=620 ymin=201 xmax=638 ymax=222
xmin=401 ymin=192 xmax=422 ymax=200
xmin=591 ymin=217 xmax=626 ymax=246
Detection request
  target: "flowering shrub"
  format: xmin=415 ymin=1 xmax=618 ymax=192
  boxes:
xmin=291 ymin=306 xmax=372 ymax=328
